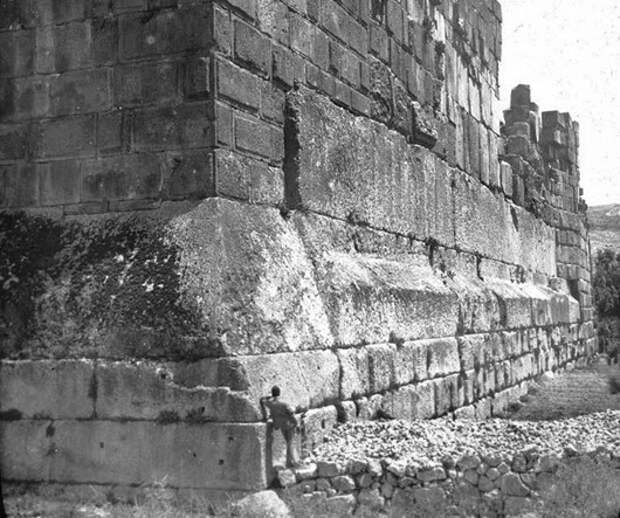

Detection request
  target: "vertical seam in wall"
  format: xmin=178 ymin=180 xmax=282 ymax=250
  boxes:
xmin=89 ymin=359 xmax=98 ymax=419
xmin=283 ymin=95 xmax=301 ymax=211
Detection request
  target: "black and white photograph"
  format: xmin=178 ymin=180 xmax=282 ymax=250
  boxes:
xmin=0 ymin=0 xmax=618 ymax=516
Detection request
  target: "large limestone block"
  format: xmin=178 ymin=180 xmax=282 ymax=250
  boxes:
xmin=0 ymin=199 xmax=332 ymax=359
xmin=1 ymin=420 xmax=268 ymax=489
xmin=0 ymin=420 xmax=51 ymax=481
xmin=318 ymin=252 xmax=459 ymax=346
xmin=513 ymin=206 xmax=556 ymax=276
xmin=95 ymin=361 xmax=259 ymax=422
xmin=381 ymin=381 xmax=436 ymax=420
xmin=523 ymin=284 xmax=553 ymax=327
xmin=453 ymin=171 xmax=512 ymax=262
xmin=433 ymin=158 xmax=456 ymax=247
xmin=169 ymin=199 xmax=333 ymax=355
xmin=337 ymin=347 xmax=370 ymax=399
xmin=444 ymin=274 xmax=501 ymax=333
xmin=452 ymin=172 xmax=556 ymax=276
xmin=0 ymin=360 xmax=94 ymax=419
xmin=286 ymin=87 xmax=434 ymax=240
xmin=367 ymin=343 xmax=397 ymax=393
xmin=485 ymin=280 xmax=533 ymax=330
xmin=222 ymin=350 xmax=341 ymax=412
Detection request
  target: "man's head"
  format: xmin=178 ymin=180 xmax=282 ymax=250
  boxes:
xmin=271 ymin=385 xmax=281 ymax=398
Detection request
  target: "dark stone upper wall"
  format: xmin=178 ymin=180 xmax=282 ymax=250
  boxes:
xmin=0 ymin=0 xmax=503 ymax=213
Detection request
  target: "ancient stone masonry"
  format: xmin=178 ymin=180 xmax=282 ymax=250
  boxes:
xmin=0 ymin=0 xmax=596 ymax=492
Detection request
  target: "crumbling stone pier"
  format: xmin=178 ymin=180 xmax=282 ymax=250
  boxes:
xmin=0 ymin=0 xmax=596 ymax=494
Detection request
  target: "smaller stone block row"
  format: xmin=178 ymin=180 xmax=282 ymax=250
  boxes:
xmin=338 ymin=339 xmax=460 ymax=399
xmin=300 ymin=344 xmax=586 ymax=449
xmin=457 ymin=324 xmax=588 ymax=373
xmin=2 ymin=148 xmax=286 ymax=211
xmin=279 ymin=448 xmax=620 ymax=517
xmin=0 ymin=323 xmax=592 ymax=423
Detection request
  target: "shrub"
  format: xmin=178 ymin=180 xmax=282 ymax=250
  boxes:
xmin=593 ymin=248 xmax=620 ymax=317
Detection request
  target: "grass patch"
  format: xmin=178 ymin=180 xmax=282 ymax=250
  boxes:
xmin=537 ymin=456 xmax=620 ymax=518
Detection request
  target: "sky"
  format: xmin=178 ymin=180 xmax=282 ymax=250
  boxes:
xmin=499 ymin=0 xmax=620 ymax=207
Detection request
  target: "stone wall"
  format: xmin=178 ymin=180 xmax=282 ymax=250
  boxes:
xmin=277 ymin=446 xmax=620 ymax=517
xmin=0 ymin=0 xmax=597 ymax=492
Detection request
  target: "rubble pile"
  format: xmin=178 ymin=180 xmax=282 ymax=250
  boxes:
xmin=311 ymin=411 xmax=620 ymax=467
xmin=277 ymin=412 xmax=620 ymax=517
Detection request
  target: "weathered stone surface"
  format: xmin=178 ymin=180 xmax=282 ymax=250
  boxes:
xmin=453 ymin=170 xmax=556 ymax=274
xmin=317 ymin=253 xmax=459 ymax=346
xmin=417 ymin=466 xmax=447 ymax=482
xmin=391 ymin=487 xmax=415 ymax=517
xmin=317 ymin=460 xmax=344 ymax=478
xmin=222 ymin=350 xmax=340 ymax=412
xmin=1 ymin=420 xmax=268 ymax=489
xmin=446 ymin=274 xmax=501 ymax=333
xmin=294 ymin=463 xmax=318 ymax=480
xmin=337 ymin=347 xmax=370 ymax=399
xmin=412 ymin=486 xmax=447 ymax=510
xmin=287 ymin=87 xmax=435 ymax=240
xmin=395 ymin=340 xmax=429 ymax=385
xmin=95 ymin=361 xmax=259 ymax=422
xmin=303 ymin=406 xmax=338 ymax=451
xmin=358 ymin=488 xmax=384 ymax=510
xmin=486 ymin=280 xmax=533 ymax=330
xmin=331 ymin=475 xmax=355 ymax=492
xmin=367 ymin=343 xmax=396 ymax=393
xmin=277 ymin=469 xmax=296 ymax=488
xmin=0 ymin=360 xmax=94 ymax=419
xmin=413 ymin=381 xmax=437 ymax=419
xmin=434 ymin=374 xmax=460 ymax=415
xmin=0 ymin=200 xmax=334 ymax=360
xmin=233 ymin=490 xmax=291 ymax=518
xmin=500 ymin=472 xmax=530 ymax=497
xmin=168 ymin=199 xmax=333 ymax=355
xmin=427 ymin=338 xmax=460 ymax=378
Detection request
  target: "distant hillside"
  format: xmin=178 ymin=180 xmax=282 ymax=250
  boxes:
xmin=589 ymin=204 xmax=620 ymax=255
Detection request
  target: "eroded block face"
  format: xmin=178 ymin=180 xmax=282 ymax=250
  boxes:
xmin=317 ymin=252 xmax=459 ymax=346
xmin=0 ymin=360 xmax=94 ymax=419
xmin=94 ymin=361 xmax=260 ymax=422
xmin=1 ymin=420 xmax=268 ymax=490
xmin=286 ymin=87 xmax=438 ymax=243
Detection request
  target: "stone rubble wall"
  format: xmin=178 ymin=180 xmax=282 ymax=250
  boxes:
xmin=276 ymin=447 xmax=620 ymax=517
xmin=0 ymin=0 xmax=597 ymax=492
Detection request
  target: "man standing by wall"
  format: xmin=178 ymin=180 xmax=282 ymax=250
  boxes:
xmin=260 ymin=386 xmax=300 ymax=469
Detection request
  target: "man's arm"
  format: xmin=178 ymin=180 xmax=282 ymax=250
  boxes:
xmin=285 ymin=403 xmax=298 ymax=429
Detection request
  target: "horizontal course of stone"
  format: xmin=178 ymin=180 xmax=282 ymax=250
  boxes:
xmin=276 ymin=413 xmax=620 ymax=517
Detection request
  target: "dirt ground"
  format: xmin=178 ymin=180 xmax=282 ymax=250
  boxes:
xmin=505 ymin=358 xmax=620 ymax=421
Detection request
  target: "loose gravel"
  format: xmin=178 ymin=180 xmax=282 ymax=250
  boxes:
xmin=310 ymin=410 xmax=620 ymax=468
